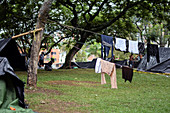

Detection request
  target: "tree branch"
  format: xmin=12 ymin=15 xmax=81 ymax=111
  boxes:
xmin=135 ymin=21 xmax=142 ymax=34
xmin=83 ymin=0 xmax=97 ymax=24
xmin=44 ymin=37 xmax=65 ymax=55
xmin=89 ymin=0 xmax=108 ymax=21
xmin=92 ymin=0 xmax=144 ymax=32
xmin=16 ymin=42 xmax=24 ymax=54
xmin=40 ymin=30 xmax=54 ymax=48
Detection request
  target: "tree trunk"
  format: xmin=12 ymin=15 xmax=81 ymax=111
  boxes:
xmin=61 ymin=32 xmax=88 ymax=69
xmin=27 ymin=0 xmax=53 ymax=87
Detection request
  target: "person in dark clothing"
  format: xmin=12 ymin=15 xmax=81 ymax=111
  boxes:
xmin=129 ymin=53 xmax=134 ymax=68
xmin=45 ymin=58 xmax=54 ymax=71
xmin=135 ymin=53 xmax=143 ymax=62
xmin=38 ymin=52 xmax=44 ymax=67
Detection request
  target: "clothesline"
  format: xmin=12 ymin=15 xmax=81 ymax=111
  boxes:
xmin=48 ymin=19 xmax=161 ymax=68
xmin=48 ymin=19 xmax=145 ymax=55
xmin=47 ymin=19 xmax=147 ymax=45
xmin=47 ymin=19 xmax=102 ymax=36
xmin=11 ymin=19 xmax=147 ymax=47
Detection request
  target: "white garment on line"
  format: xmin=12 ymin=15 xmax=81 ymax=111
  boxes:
xmin=115 ymin=38 xmax=126 ymax=51
xmin=95 ymin=58 xmax=101 ymax=73
xmin=128 ymin=40 xmax=139 ymax=54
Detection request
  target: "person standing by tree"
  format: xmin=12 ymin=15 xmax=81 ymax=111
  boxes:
xmin=45 ymin=58 xmax=55 ymax=71
xmin=39 ymin=52 xmax=44 ymax=68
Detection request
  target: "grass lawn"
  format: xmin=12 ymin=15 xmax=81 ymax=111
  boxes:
xmin=16 ymin=68 xmax=170 ymax=113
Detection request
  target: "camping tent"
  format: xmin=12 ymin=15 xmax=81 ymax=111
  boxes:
xmin=0 ymin=57 xmax=34 ymax=112
xmin=76 ymin=59 xmax=97 ymax=68
xmin=71 ymin=58 xmax=128 ymax=69
xmin=0 ymin=38 xmax=26 ymax=70
xmin=137 ymin=47 xmax=170 ymax=73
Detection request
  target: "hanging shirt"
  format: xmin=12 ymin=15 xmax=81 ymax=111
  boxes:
xmin=101 ymin=59 xmax=117 ymax=89
xmin=115 ymin=38 xmax=127 ymax=52
xmin=95 ymin=58 xmax=101 ymax=73
xmin=95 ymin=59 xmax=117 ymax=89
xmin=122 ymin=66 xmax=133 ymax=83
xmin=101 ymin=35 xmax=114 ymax=59
xmin=128 ymin=40 xmax=139 ymax=54
xmin=147 ymin=43 xmax=160 ymax=63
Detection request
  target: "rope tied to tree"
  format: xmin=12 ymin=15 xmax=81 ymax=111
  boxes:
xmin=33 ymin=29 xmax=36 ymax=41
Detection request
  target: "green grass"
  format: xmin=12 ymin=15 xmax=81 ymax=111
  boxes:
xmin=16 ymin=69 xmax=170 ymax=113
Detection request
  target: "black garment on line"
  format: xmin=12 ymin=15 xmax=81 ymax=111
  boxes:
xmin=147 ymin=43 xmax=160 ymax=63
xmin=138 ymin=42 xmax=145 ymax=54
xmin=122 ymin=66 xmax=133 ymax=83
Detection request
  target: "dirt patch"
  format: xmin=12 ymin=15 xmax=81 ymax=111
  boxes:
xmin=30 ymin=99 xmax=88 ymax=113
xmin=45 ymin=80 xmax=81 ymax=86
xmin=74 ymin=81 xmax=100 ymax=84
xmin=25 ymin=87 xmax=86 ymax=113
xmin=25 ymin=80 xmax=98 ymax=113
xmin=45 ymin=80 xmax=100 ymax=87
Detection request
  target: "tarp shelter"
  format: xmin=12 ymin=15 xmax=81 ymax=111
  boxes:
xmin=69 ymin=59 xmax=97 ymax=69
xmin=0 ymin=38 xmax=26 ymax=70
xmin=0 ymin=57 xmax=34 ymax=112
xmin=76 ymin=59 xmax=97 ymax=68
xmin=71 ymin=58 xmax=128 ymax=69
xmin=137 ymin=47 xmax=170 ymax=73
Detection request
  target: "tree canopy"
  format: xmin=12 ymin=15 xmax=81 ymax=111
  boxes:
xmin=0 ymin=0 xmax=169 ymax=68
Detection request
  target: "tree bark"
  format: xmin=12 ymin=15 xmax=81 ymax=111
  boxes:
xmin=27 ymin=0 xmax=53 ymax=87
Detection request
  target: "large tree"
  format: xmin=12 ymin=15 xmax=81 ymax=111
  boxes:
xmin=0 ymin=0 xmax=169 ymax=86
xmin=27 ymin=0 xmax=53 ymax=87
xmin=1 ymin=0 xmax=168 ymax=67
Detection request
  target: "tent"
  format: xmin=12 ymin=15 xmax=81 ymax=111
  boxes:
xmin=76 ymin=59 xmax=97 ymax=68
xmin=71 ymin=58 xmax=128 ymax=69
xmin=0 ymin=57 xmax=34 ymax=112
xmin=137 ymin=47 xmax=170 ymax=73
xmin=0 ymin=38 xmax=26 ymax=70
xmin=69 ymin=59 xmax=97 ymax=69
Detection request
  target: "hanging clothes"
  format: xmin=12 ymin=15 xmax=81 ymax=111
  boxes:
xmin=101 ymin=59 xmax=117 ymax=89
xmin=147 ymin=43 xmax=160 ymax=63
xmin=101 ymin=35 xmax=114 ymax=59
xmin=95 ymin=58 xmax=117 ymax=89
xmin=128 ymin=40 xmax=139 ymax=54
xmin=115 ymin=38 xmax=127 ymax=52
xmin=95 ymin=58 xmax=101 ymax=73
xmin=122 ymin=66 xmax=133 ymax=83
xmin=138 ymin=42 xmax=145 ymax=54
